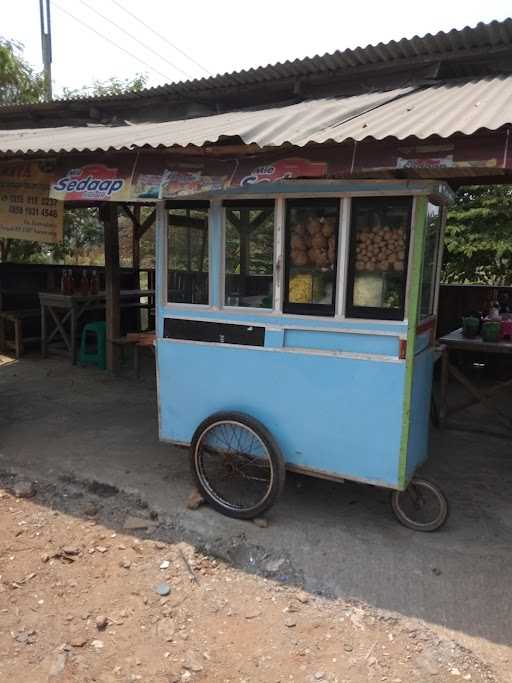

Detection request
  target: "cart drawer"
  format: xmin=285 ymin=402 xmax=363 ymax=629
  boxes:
xmin=163 ymin=318 xmax=265 ymax=346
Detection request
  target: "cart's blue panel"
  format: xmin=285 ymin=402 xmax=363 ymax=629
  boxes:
xmin=282 ymin=329 xmax=399 ymax=356
xmin=157 ymin=338 xmax=406 ymax=487
xmin=156 ymin=306 xmax=408 ymax=336
xmin=405 ymin=348 xmax=434 ymax=480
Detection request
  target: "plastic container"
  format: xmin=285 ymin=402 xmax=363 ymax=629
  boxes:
xmin=501 ymin=320 xmax=512 ymax=339
xmin=462 ymin=316 xmax=480 ymax=339
xmin=481 ymin=321 xmax=501 ymax=343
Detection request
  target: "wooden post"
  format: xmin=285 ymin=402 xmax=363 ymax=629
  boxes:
xmin=132 ymin=205 xmax=141 ymax=330
xmin=102 ymin=204 xmax=121 ymax=373
xmin=132 ymin=205 xmax=141 ymax=271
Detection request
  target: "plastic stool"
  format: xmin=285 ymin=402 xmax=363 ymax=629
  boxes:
xmin=79 ymin=321 xmax=106 ymax=370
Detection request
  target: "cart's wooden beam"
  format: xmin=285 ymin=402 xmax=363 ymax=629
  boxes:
xmin=226 ymin=208 xmax=273 ymax=234
xmin=247 ymin=208 xmax=273 ymax=233
xmin=121 ymin=205 xmax=157 ymax=241
xmin=120 ymin=204 xmax=139 ymax=229
xmin=137 ymin=209 xmax=157 ymax=240
xmin=131 ymin=205 xmax=141 ymax=271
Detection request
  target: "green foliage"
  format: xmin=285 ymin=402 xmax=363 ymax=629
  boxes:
xmin=1 ymin=208 xmax=104 ymax=264
xmin=61 ymin=74 xmax=148 ymax=99
xmin=54 ymin=209 xmax=104 ymax=263
xmin=0 ymin=38 xmax=46 ymax=105
xmin=0 ymin=38 xmax=148 ymax=264
xmin=442 ymin=185 xmax=512 ymax=285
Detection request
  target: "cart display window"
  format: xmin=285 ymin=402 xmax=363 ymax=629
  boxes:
xmin=346 ymin=197 xmax=412 ymax=320
xmin=167 ymin=206 xmax=209 ymax=305
xmin=283 ymin=198 xmax=340 ymax=316
xmin=419 ymin=203 xmax=442 ymax=318
xmin=224 ymin=200 xmax=275 ymax=309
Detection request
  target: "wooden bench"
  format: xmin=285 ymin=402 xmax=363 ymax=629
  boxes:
xmin=0 ymin=309 xmax=41 ymax=358
xmin=112 ymin=332 xmax=155 ymax=378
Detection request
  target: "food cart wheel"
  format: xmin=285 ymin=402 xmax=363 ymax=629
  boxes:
xmin=390 ymin=478 xmax=449 ymax=532
xmin=190 ymin=411 xmax=286 ymax=520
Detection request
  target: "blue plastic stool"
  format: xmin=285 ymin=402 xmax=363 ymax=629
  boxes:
xmin=79 ymin=321 xmax=106 ymax=370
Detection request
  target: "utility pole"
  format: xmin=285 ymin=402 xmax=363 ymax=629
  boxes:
xmin=39 ymin=0 xmax=52 ymax=101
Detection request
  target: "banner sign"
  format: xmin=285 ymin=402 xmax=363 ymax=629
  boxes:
xmin=0 ymin=161 xmax=64 ymax=243
xmin=50 ymin=162 xmax=133 ymax=202
xmin=158 ymin=156 xmax=329 ymax=198
xmin=352 ymin=132 xmax=507 ymax=174
xmin=42 ymin=129 xmax=510 ymax=204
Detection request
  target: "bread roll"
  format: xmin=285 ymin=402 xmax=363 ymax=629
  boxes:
xmin=312 ymin=233 xmax=327 ymax=249
xmin=291 ymin=235 xmax=307 ymax=251
xmin=291 ymin=249 xmax=309 ymax=267
xmin=306 ymin=219 xmax=323 ymax=236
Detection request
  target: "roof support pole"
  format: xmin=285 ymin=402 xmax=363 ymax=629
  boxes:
xmin=131 ymin=205 xmax=141 ymax=330
xmin=132 ymin=205 xmax=141 ymax=271
xmin=101 ymin=204 xmax=121 ymax=373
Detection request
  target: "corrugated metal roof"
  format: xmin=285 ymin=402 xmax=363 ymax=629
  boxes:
xmin=0 ymin=76 xmax=511 ymax=156
xmin=1 ymin=18 xmax=511 ymax=113
xmin=330 ymin=75 xmax=512 ymax=141
xmin=159 ymin=17 xmax=512 ymax=95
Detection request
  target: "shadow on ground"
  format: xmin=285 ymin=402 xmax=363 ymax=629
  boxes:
xmin=1 ymin=354 xmax=511 ymax=661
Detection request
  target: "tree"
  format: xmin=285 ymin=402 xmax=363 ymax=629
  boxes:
xmin=442 ymin=185 xmax=512 ymax=285
xmin=0 ymin=37 xmax=148 ymax=265
xmin=0 ymin=38 xmax=46 ymax=105
xmin=61 ymin=74 xmax=147 ymax=99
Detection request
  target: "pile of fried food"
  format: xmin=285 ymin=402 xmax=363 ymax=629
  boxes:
xmin=290 ymin=216 xmax=337 ymax=269
xmin=355 ymin=226 xmax=406 ymax=272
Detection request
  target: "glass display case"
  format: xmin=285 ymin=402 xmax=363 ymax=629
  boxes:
xmin=346 ymin=197 xmax=412 ymax=320
xmin=224 ymin=201 xmax=274 ymax=309
xmin=283 ymin=198 xmax=340 ymax=316
xmin=167 ymin=205 xmax=209 ymax=305
xmin=419 ymin=202 xmax=442 ymax=318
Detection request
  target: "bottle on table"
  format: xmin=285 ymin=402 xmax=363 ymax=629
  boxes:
xmin=90 ymin=269 xmax=99 ymax=295
xmin=63 ymin=269 xmax=73 ymax=295
xmin=80 ymin=269 xmax=90 ymax=296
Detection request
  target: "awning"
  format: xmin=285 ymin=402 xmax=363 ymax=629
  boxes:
xmin=0 ymin=75 xmax=511 ymax=157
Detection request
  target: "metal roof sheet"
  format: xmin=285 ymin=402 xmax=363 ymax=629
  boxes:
xmin=333 ymin=75 xmax=512 ymax=141
xmin=0 ymin=18 xmax=511 ymax=113
xmin=0 ymin=76 xmax=511 ymax=156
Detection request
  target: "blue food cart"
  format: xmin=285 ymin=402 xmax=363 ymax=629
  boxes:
xmin=154 ymin=179 xmax=452 ymax=531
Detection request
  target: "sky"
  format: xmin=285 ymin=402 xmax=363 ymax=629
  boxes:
xmin=2 ymin=0 xmax=512 ymax=97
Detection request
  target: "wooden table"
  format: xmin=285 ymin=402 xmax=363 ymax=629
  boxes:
xmin=438 ymin=327 xmax=512 ymax=431
xmin=39 ymin=289 xmax=155 ymax=364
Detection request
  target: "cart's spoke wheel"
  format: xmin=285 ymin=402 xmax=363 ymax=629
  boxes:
xmin=391 ymin=478 xmax=449 ymax=532
xmin=191 ymin=412 xmax=286 ymax=519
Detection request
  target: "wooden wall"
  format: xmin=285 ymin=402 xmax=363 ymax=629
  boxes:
xmin=0 ymin=263 xmax=155 ymax=342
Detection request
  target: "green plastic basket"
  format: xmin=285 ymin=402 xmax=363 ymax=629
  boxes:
xmin=481 ymin=321 xmax=501 ymax=343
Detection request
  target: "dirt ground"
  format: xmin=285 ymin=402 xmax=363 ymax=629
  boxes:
xmin=0 ymin=473 xmax=499 ymax=683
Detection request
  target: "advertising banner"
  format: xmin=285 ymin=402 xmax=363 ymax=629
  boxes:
xmin=159 ymin=156 xmax=329 ymax=198
xmin=353 ymin=132 xmax=507 ymax=174
xmin=43 ymin=128 xmax=510 ymax=206
xmin=50 ymin=161 xmax=134 ymax=202
xmin=0 ymin=161 xmax=63 ymax=243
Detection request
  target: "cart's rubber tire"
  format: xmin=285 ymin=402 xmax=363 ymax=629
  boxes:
xmin=190 ymin=411 xmax=286 ymax=520
xmin=390 ymin=478 xmax=449 ymax=532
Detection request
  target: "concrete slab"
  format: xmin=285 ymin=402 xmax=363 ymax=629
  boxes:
xmin=1 ymin=354 xmax=511 ymax=675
